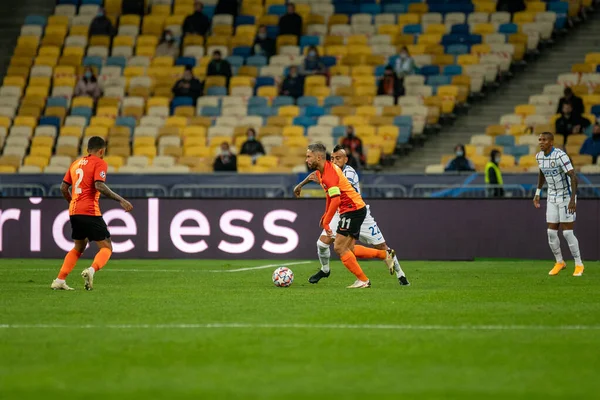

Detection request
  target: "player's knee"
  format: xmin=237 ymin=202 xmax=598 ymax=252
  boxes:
xmin=547 ymin=229 xmax=559 ymax=239
xmin=317 ymin=239 xmax=330 ymax=249
xmin=333 ymin=241 xmax=347 ymax=255
xmin=562 ymin=229 xmax=575 ymax=240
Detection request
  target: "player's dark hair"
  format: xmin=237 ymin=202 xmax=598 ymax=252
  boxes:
xmin=307 ymin=143 xmax=327 ymax=155
xmin=541 ymin=131 xmax=554 ymax=140
xmin=332 ymin=144 xmax=345 ymax=153
xmin=325 ymin=152 xmax=331 ymax=161
xmin=87 ymin=136 xmax=106 ymax=152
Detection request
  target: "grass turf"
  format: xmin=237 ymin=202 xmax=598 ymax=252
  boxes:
xmin=0 ymin=258 xmax=599 ymax=399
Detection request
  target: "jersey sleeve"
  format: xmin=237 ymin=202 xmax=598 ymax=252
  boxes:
xmin=344 ymin=169 xmax=359 ymax=191
xmin=93 ymin=159 xmax=108 ymax=182
xmin=559 ymin=153 xmax=573 ymax=173
xmin=63 ymin=167 xmax=72 ymax=185
xmin=322 ymin=168 xmax=341 ymax=197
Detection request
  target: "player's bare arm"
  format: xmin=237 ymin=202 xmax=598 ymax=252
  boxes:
xmin=293 ymin=172 xmax=317 ymax=198
xmin=94 ymin=181 xmax=133 ymax=212
xmin=533 ymin=169 xmax=546 ymax=209
xmin=567 ymin=169 xmax=578 ymax=213
xmin=60 ymin=181 xmax=72 ymax=203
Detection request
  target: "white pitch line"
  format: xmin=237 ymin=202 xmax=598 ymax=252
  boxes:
xmin=0 ymin=323 xmax=599 ymax=331
xmin=208 ymin=261 xmax=312 ymax=273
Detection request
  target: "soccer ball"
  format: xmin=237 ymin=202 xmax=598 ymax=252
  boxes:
xmin=272 ymin=267 xmax=294 ymax=287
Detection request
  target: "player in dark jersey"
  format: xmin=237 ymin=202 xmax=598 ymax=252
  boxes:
xmin=51 ymin=136 xmax=133 ymax=291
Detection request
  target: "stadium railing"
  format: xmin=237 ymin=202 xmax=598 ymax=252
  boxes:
xmin=0 ymin=184 xmax=46 ymax=197
xmin=48 ymin=183 xmax=169 ymax=198
xmin=361 ymin=184 xmax=408 ymax=198
xmin=169 ymin=184 xmax=288 ymax=198
xmin=410 ymin=184 xmax=527 ymax=198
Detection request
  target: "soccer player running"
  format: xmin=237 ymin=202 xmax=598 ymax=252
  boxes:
xmin=533 ymin=132 xmax=584 ymax=277
xmin=51 ymin=136 xmax=133 ymax=291
xmin=295 ymin=145 xmax=409 ymax=286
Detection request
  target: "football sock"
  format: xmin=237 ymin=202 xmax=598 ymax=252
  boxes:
xmin=547 ymin=229 xmax=564 ymax=263
xmin=340 ymin=251 xmax=368 ymax=282
xmin=562 ymin=230 xmax=583 ymax=265
xmin=317 ymin=240 xmax=331 ymax=273
xmin=57 ymin=249 xmax=82 ymax=280
xmin=353 ymin=245 xmax=386 ymax=260
xmin=91 ymin=248 xmax=112 ymax=272
xmin=393 ymin=255 xmax=406 ymax=278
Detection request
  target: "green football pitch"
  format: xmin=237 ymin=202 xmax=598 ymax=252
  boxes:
xmin=0 ymin=258 xmax=599 ymax=399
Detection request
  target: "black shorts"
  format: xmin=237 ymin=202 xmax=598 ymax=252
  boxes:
xmin=70 ymin=215 xmax=111 ymax=242
xmin=336 ymin=207 xmax=367 ymax=240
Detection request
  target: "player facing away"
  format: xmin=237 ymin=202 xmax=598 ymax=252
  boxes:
xmin=533 ymin=132 xmax=584 ymax=277
xmin=295 ymin=145 xmax=409 ymax=286
xmin=51 ymin=136 xmax=133 ymax=291
xmin=305 ymin=143 xmax=381 ymax=288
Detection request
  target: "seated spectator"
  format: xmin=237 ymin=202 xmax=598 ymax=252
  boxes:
xmin=155 ymin=30 xmax=180 ymax=58
xmin=252 ymin=25 xmax=276 ymax=59
xmin=183 ymin=1 xmax=211 ymax=37
xmin=74 ymin=67 xmax=102 ymax=101
xmin=579 ymin=123 xmax=600 ymax=163
xmin=89 ymin=8 xmax=115 ymax=37
xmin=299 ymin=46 xmax=326 ymax=76
xmin=341 ymin=126 xmax=365 ymax=167
xmin=240 ymin=128 xmax=266 ymax=162
xmin=278 ymin=3 xmax=303 ymax=39
xmin=557 ymin=87 xmax=584 ymax=117
xmin=377 ymin=66 xmax=405 ymax=101
xmin=206 ymin=50 xmax=233 ymax=84
xmin=392 ymin=47 xmax=417 ymax=79
xmin=280 ymin=66 xmax=304 ymax=99
xmin=213 ymin=142 xmax=237 ymax=172
xmin=445 ymin=144 xmax=475 ymax=172
xmin=555 ymin=102 xmax=591 ymax=145
xmin=172 ymin=67 xmax=203 ymax=104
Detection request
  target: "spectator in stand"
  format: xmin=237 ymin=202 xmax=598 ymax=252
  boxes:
xmin=377 ymin=66 xmax=404 ymax=102
xmin=496 ymin=0 xmax=526 ymax=14
xmin=299 ymin=46 xmax=327 ymax=76
xmin=252 ymin=25 xmax=276 ymax=59
xmin=213 ymin=142 xmax=237 ymax=172
xmin=557 ymin=87 xmax=584 ymax=117
xmin=89 ymin=8 xmax=116 ymax=37
xmin=485 ymin=149 xmax=504 ymax=198
xmin=579 ymin=123 xmax=600 ymax=163
xmin=341 ymin=126 xmax=365 ymax=167
xmin=74 ymin=67 xmax=102 ymax=101
xmin=445 ymin=144 xmax=475 ymax=172
xmin=215 ymin=0 xmax=238 ymax=21
xmin=556 ymin=102 xmax=591 ymax=145
xmin=240 ymin=128 xmax=266 ymax=163
xmin=155 ymin=30 xmax=180 ymax=58
xmin=182 ymin=1 xmax=211 ymax=37
xmin=206 ymin=50 xmax=233 ymax=85
xmin=280 ymin=66 xmax=304 ymax=99
xmin=172 ymin=67 xmax=203 ymax=104
xmin=392 ymin=46 xmax=417 ymax=79
xmin=278 ymin=3 xmax=303 ymax=39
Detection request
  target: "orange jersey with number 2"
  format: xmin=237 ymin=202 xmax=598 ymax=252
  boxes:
xmin=63 ymin=155 xmax=108 ymax=216
xmin=317 ymin=161 xmax=365 ymax=215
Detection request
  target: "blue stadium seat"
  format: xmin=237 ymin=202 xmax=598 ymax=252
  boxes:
xmin=207 ymin=86 xmax=227 ymax=96
xmin=58 ymin=0 xmax=78 ymax=4
xmin=304 ymin=106 xmax=325 ymax=118
xmin=397 ymin=127 xmax=412 ymax=145
xmin=115 ymin=116 xmax=136 ymax=132
xmin=255 ymin=76 xmax=275 ymax=89
xmin=446 ymin=44 xmax=469 ymax=56
xmin=46 ymin=97 xmax=68 ymax=108
xmin=335 ymin=4 xmax=360 ymax=15
xmin=246 ymin=55 xmax=267 ymax=68
xmin=297 ymin=96 xmax=318 ymax=107
xmin=394 ymin=116 xmax=413 ymax=128
xmin=359 ymin=3 xmax=381 ymax=15
xmin=24 ymin=15 xmax=46 ymax=26
xmin=324 ymin=96 xmax=344 ymax=108
xmin=450 ymin=24 xmax=470 ymax=35
xmin=83 ymin=56 xmax=103 ymax=71
xmin=172 ymin=96 xmax=194 ymax=109
xmin=232 ymin=47 xmax=252 ymax=57
xmin=591 ymin=105 xmax=600 ymax=117
xmin=495 ymin=135 xmax=516 ymax=147
xmin=268 ymin=5 xmax=286 ymax=15
xmin=507 ymin=145 xmax=530 ymax=158
xmin=443 ymin=65 xmax=463 ymax=76
xmin=200 ymin=106 xmax=221 ymax=117
xmin=235 ymin=15 xmax=255 ymax=26
xmin=71 ymin=107 xmax=93 ymax=119
xmin=382 ymin=4 xmax=408 ymax=13
xmin=248 ymin=96 xmax=268 ymax=108
xmin=266 ymin=25 xmax=279 ymax=38
xmin=175 ymin=57 xmax=196 ymax=68
xmin=427 ymin=75 xmax=452 ymax=86
xmin=320 ymin=56 xmax=337 ymax=68
xmin=293 ymin=116 xmax=316 ymax=128
xmin=203 ymin=6 xmax=215 ymax=18
xmin=332 ymin=126 xmax=346 ymax=138
xmin=300 ymin=36 xmax=320 ymax=48
xmin=105 ymin=56 xmax=126 ymax=69
xmin=82 ymin=0 xmax=103 ymax=4
xmin=375 ymin=65 xmax=386 ymax=78
xmin=403 ymin=24 xmax=422 ymax=34
xmin=248 ymin=106 xmax=276 ymax=117
xmin=548 ymin=1 xmax=569 ymax=29
xmin=468 ymin=34 xmax=482 ymax=45
xmin=226 ymin=56 xmax=244 ymax=69
xmin=272 ymin=96 xmax=295 ymax=107
xmin=499 ymin=23 xmax=518 ymax=35
xmin=39 ymin=116 xmax=61 ymax=131
xmin=419 ymin=65 xmax=440 ymax=76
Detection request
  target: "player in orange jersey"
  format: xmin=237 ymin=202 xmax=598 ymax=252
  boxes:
xmin=51 ymin=136 xmax=133 ymax=291
xmin=306 ymin=143 xmax=380 ymax=288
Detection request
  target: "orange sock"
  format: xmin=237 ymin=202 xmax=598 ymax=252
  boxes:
xmin=58 ymin=249 xmax=82 ymax=280
xmin=91 ymin=248 xmax=112 ymax=271
xmin=353 ymin=245 xmax=386 ymax=260
xmin=340 ymin=251 xmax=369 ymax=282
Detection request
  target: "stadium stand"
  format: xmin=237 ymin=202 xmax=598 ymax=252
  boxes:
xmin=0 ymin=0 xmax=595 ymax=176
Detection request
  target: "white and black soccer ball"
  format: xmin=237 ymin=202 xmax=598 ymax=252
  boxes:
xmin=272 ymin=267 xmax=294 ymax=287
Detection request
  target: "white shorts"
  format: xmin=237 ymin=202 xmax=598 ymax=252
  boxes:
xmin=546 ymin=199 xmax=576 ymax=224
xmin=321 ymin=205 xmax=386 ymax=246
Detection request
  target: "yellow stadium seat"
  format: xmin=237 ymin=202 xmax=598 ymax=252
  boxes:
xmin=24 ymin=156 xmax=49 ymax=169
xmin=572 ymin=63 xmax=596 ymax=74
xmin=356 ymin=106 xmax=377 ymax=118
xmin=256 ymin=155 xmax=279 ymax=169
xmin=165 ymin=116 xmax=188 ymax=128
xmin=133 ymin=146 xmax=157 ymax=158
xmin=513 ymin=12 xmax=536 ymax=24
xmin=257 ymin=86 xmax=278 ymax=98
xmin=474 ymin=1 xmax=495 ymax=13
xmin=508 ymin=125 xmax=528 ymax=136
xmin=377 ymin=25 xmax=400 ymax=36
xmin=457 ymin=54 xmax=479 ymax=66
xmin=472 ymin=23 xmax=496 ymax=35
xmin=284 ymin=136 xmax=308 ymax=148
xmin=354 ymin=86 xmax=377 ymax=97
xmin=85 ymin=126 xmax=109 ymax=138
xmin=306 ymin=86 xmax=330 ymax=97
xmin=279 ymin=106 xmax=300 ymax=118
xmin=328 ymin=14 xmax=349 ymax=25
xmin=282 ymin=126 xmax=303 ymax=137
xmin=0 ymin=165 xmax=17 ymax=173
xmin=32 ymin=136 xmax=54 ymax=148
xmin=584 ymin=52 xmax=600 ymax=64
xmin=90 ymin=116 xmax=114 ymax=128
xmin=183 ymin=34 xmax=205 ymax=47
xmin=355 ymin=126 xmax=376 ymax=137
xmin=71 ymin=96 xmax=94 ymax=109
xmin=70 ymin=26 xmax=89 ymax=37
xmin=142 ymin=16 xmax=166 ymax=36
xmin=515 ymin=104 xmax=536 ymax=117
xmin=13 ymin=116 xmax=37 ymax=128
xmin=3 ymin=76 xmax=26 ymax=88
xmin=229 ymin=76 xmax=253 ymax=89
xmin=104 ymin=155 xmax=125 ymax=169
xmin=134 ymin=136 xmax=156 ymax=148
xmin=30 ymin=146 xmax=52 ymax=159
xmin=343 ymin=115 xmax=367 ymax=126
xmin=486 ymin=125 xmax=506 ymax=136
xmin=60 ymin=126 xmax=83 ymax=138
xmin=0 ymin=117 xmax=11 ymax=129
